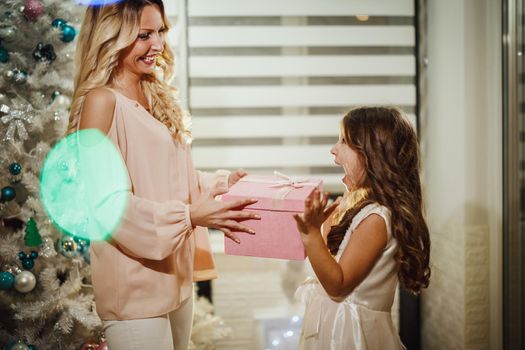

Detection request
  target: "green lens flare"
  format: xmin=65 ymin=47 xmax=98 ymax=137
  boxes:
xmin=40 ymin=129 xmax=129 ymax=241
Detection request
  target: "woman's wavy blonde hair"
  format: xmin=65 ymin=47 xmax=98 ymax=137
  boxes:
xmin=67 ymin=0 xmax=190 ymax=142
xmin=327 ymin=106 xmax=431 ymax=294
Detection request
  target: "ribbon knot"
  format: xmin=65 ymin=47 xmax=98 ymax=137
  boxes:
xmin=269 ymin=171 xmax=310 ymax=189
xmin=239 ymin=172 xmax=319 ymax=209
xmin=268 ymin=171 xmax=316 ymax=201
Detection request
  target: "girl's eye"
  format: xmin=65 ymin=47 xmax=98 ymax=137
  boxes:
xmin=138 ymin=33 xmax=149 ymax=40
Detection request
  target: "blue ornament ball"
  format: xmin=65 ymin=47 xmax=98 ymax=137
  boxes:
xmin=18 ymin=251 xmax=37 ymax=270
xmin=58 ymin=236 xmax=79 ymax=258
xmin=9 ymin=162 xmax=22 ymax=175
xmin=1 ymin=186 xmax=16 ymax=202
xmin=8 ymin=340 xmax=29 ymax=350
xmin=51 ymin=18 xmax=66 ymax=29
xmin=74 ymin=237 xmax=90 ymax=253
xmin=21 ymin=260 xmax=33 ymax=269
xmin=28 ymin=345 xmax=37 ymax=350
xmin=0 ymin=47 xmax=9 ymax=63
xmin=0 ymin=271 xmax=15 ymax=289
xmin=60 ymin=25 xmax=76 ymax=43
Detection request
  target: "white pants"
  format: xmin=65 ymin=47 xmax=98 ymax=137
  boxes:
xmin=103 ymin=294 xmax=194 ymax=350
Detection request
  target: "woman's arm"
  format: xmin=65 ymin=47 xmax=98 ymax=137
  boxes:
xmin=80 ymin=88 xmax=258 ymax=259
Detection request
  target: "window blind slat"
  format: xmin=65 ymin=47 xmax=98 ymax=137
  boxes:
xmin=192 ymin=116 xmax=340 ymax=138
xmin=188 ymin=26 xmax=415 ymax=47
xmin=192 ymin=145 xmax=335 ymax=168
xmin=188 ymin=0 xmax=414 ymax=17
xmin=190 ymin=85 xmax=416 ymax=108
xmin=189 ymin=55 xmax=416 ymax=77
xmin=191 ymin=114 xmax=417 ymax=139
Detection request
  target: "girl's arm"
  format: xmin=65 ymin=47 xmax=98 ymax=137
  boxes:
xmin=295 ymin=190 xmax=387 ymax=300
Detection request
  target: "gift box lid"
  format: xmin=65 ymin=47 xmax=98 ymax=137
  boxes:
xmin=222 ymin=174 xmax=322 ymax=212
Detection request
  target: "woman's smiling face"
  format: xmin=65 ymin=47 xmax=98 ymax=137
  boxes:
xmin=119 ymin=4 xmax=166 ymax=76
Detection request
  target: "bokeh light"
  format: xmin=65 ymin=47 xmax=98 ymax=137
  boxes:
xmin=75 ymin=0 xmax=124 ymax=6
xmin=40 ymin=129 xmax=129 ymax=241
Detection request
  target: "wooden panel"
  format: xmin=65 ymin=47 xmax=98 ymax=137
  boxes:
xmin=188 ymin=26 xmax=415 ymax=47
xmin=190 ymin=85 xmax=416 ymax=108
xmin=189 ymin=55 xmax=416 ymax=77
xmin=189 ymin=0 xmax=414 ymax=17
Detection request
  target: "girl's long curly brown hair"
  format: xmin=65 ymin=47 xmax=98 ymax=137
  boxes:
xmin=327 ymin=106 xmax=431 ymax=294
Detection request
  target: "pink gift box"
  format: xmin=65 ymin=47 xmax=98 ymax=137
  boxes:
xmin=221 ymin=174 xmax=323 ymax=260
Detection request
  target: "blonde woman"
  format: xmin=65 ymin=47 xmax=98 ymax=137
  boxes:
xmin=68 ymin=1 xmax=258 ymax=349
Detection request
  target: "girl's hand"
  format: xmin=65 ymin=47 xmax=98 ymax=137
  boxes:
xmin=228 ymin=168 xmax=247 ymax=188
xmin=293 ymin=190 xmax=341 ymax=237
xmin=190 ymin=189 xmax=260 ymax=244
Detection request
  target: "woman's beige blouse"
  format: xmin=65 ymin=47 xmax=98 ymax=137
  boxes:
xmin=88 ymin=88 xmax=227 ymax=320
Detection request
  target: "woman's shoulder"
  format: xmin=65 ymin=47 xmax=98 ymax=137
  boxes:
xmin=85 ymin=87 xmax=116 ymax=106
xmin=79 ymin=87 xmax=117 ymax=134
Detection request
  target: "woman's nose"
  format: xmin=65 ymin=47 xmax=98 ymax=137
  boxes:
xmin=330 ymin=144 xmax=336 ymax=155
xmin=151 ymin=34 xmax=164 ymax=51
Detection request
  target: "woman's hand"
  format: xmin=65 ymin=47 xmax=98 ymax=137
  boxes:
xmin=190 ymin=189 xmax=260 ymax=243
xmin=228 ymin=168 xmax=247 ymax=188
xmin=293 ymin=190 xmax=341 ymax=241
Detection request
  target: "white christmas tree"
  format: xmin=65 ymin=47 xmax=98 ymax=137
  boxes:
xmin=0 ymin=1 xmax=231 ymax=349
xmin=0 ymin=0 xmax=104 ymax=349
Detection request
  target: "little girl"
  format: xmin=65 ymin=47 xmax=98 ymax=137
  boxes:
xmin=294 ymin=106 xmax=431 ymax=350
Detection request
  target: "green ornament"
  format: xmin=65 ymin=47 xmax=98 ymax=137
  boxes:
xmin=24 ymin=218 xmax=42 ymax=247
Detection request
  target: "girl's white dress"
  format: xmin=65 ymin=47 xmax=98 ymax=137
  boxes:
xmin=295 ymin=203 xmax=405 ymax=350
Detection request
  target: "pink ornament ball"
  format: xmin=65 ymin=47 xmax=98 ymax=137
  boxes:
xmin=23 ymin=0 xmax=45 ymax=21
xmin=80 ymin=342 xmax=97 ymax=350
xmin=95 ymin=342 xmax=108 ymax=350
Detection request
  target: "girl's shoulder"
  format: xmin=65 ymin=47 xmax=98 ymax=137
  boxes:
xmin=349 ymin=202 xmax=392 ymax=236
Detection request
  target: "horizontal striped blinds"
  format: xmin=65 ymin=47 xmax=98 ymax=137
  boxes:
xmin=166 ymin=0 xmax=417 ymax=193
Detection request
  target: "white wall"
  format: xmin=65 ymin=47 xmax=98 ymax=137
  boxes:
xmin=421 ymin=0 xmax=502 ymax=349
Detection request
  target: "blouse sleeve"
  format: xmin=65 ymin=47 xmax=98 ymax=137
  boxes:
xmin=196 ymin=170 xmax=230 ymax=195
xmin=97 ymin=190 xmax=194 ymax=261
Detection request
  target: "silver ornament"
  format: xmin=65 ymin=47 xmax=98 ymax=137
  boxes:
xmin=14 ymin=270 xmax=36 ymax=293
xmin=58 ymin=235 xmax=79 ymax=258
xmin=0 ymin=93 xmax=7 ymax=104
xmin=3 ymin=70 xmax=14 ymax=81
xmin=0 ymin=26 xmax=16 ymax=43
xmin=52 ymin=95 xmax=71 ymax=109
xmin=13 ymin=71 xmax=27 ymax=84
xmin=10 ymin=341 xmax=29 ymax=350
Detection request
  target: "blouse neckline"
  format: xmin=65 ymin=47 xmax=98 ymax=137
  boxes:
xmin=109 ymin=88 xmax=151 ymax=113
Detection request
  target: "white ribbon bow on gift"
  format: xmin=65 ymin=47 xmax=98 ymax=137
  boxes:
xmin=270 ymin=171 xmax=310 ymax=188
xmin=240 ymin=171 xmax=318 ymax=205
xmin=269 ymin=171 xmax=316 ymax=199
